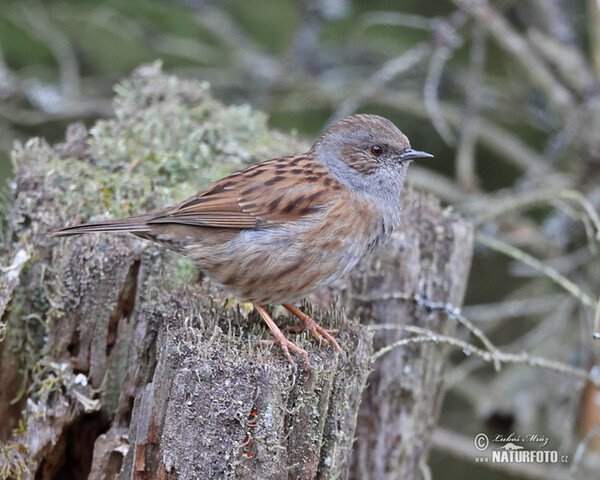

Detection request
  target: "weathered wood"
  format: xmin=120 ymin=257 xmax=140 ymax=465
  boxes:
xmin=115 ymin=299 xmax=371 ymax=480
xmin=0 ymin=63 xmax=472 ymax=479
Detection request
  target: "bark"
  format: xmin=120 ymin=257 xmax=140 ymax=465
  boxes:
xmin=0 ymin=63 xmax=472 ymax=480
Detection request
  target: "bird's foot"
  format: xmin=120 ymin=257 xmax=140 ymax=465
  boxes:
xmin=283 ymin=304 xmax=346 ymax=362
xmin=253 ymin=303 xmax=310 ymax=369
xmin=253 ymin=338 xmax=309 ymax=370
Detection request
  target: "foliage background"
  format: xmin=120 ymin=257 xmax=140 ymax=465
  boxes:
xmin=1 ymin=0 xmax=599 ymax=478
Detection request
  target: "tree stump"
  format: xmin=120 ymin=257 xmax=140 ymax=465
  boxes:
xmin=0 ymin=63 xmax=472 ymax=480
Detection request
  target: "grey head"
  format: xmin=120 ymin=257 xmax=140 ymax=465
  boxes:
xmin=312 ymin=114 xmax=432 ymax=198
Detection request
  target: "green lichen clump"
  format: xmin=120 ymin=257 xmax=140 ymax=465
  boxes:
xmin=33 ymin=61 xmax=305 ymax=226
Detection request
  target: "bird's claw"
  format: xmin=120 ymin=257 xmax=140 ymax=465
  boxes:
xmin=283 ymin=304 xmax=346 ymax=363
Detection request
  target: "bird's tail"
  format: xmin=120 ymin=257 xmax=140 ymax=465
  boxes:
xmin=48 ymin=215 xmax=153 ymax=238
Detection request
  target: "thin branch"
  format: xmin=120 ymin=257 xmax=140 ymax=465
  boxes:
xmin=456 ymin=24 xmax=486 ymax=189
xmin=475 ymin=231 xmax=596 ymax=309
xmin=424 ymin=42 xmax=455 ymax=144
xmin=329 ymin=42 xmax=433 ymax=123
xmin=594 ymin=298 xmax=600 ymax=339
xmin=571 ymin=419 xmax=600 ymax=474
xmin=372 ymin=324 xmax=597 ymax=387
xmin=468 ymin=188 xmax=600 ymax=241
xmin=463 ymin=294 xmax=569 ymax=323
xmin=365 ymin=292 xmax=505 ymax=371
xmin=13 ymin=4 xmax=81 ymax=104
xmin=509 ymin=247 xmax=591 ymax=277
xmin=357 ymin=12 xmax=432 ymax=32
xmin=408 ymin=165 xmax=471 ymax=203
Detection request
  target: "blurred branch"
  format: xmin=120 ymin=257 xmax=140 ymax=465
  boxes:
xmin=532 ymin=0 xmax=578 ymax=43
xmin=529 ymin=0 xmax=592 ymax=94
xmin=373 ymin=324 xmax=597 ymax=387
xmin=424 ymin=41 xmax=455 ymax=144
xmin=408 ymin=166 xmax=471 ymax=203
xmin=543 ymin=107 xmax=586 ymax=161
xmin=329 ymin=43 xmax=433 ymax=123
xmin=589 ymin=0 xmax=600 ymax=76
xmin=12 ymin=4 xmax=81 ymax=105
xmin=192 ymin=5 xmax=282 ymax=88
xmin=509 ymin=247 xmax=591 ymax=277
xmin=0 ymin=101 xmax=113 ymax=126
xmin=475 ymin=231 xmax=596 ymax=310
xmin=0 ymin=44 xmax=19 ymax=100
xmin=357 ymin=11 xmax=432 ymax=32
xmin=467 ymin=188 xmax=600 ymax=239
xmin=151 ymin=35 xmax=223 ymax=64
xmin=571 ymin=420 xmax=600 ymax=475
xmin=455 ymin=24 xmax=486 ymax=190
xmin=330 ymin=10 xmax=468 ymax=124
xmin=450 ymin=0 xmax=575 ymax=111
xmin=528 ymin=28 xmax=594 ymax=95
xmin=463 ymin=294 xmax=570 ymax=323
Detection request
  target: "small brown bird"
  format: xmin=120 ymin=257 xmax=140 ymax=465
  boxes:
xmin=49 ymin=114 xmax=432 ymax=368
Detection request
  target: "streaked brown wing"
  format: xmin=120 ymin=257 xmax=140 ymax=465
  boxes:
xmin=147 ymin=155 xmax=339 ymax=229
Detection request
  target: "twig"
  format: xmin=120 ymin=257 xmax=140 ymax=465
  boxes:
xmin=475 ymin=232 xmax=596 ymax=309
xmin=594 ymin=299 xmax=600 ymax=339
xmin=330 ymin=42 xmax=433 ymax=123
xmin=456 ymin=24 xmax=486 ymax=189
xmin=570 ymin=419 xmax=600 ymax=474
xmin=408 ymin=165 xmax=471 ymax=203
xmin=372 ymin=325 xmax=597 ymax=387
xmin=548 ymin=200 xmax=598 ymax=256
xmin=509 ymin=247 xmax=591 ymax=277
xmin=468 ymin=189 xmax=600 ymax=235
xmin=424 ymin=42 xmax=455 ymax=144
xmin=559 ymin=190 xmax=600 ymax=241
xmin=365 ymin=292 xmax=501 ymax=370
xmin=463 ymin=294 xmax=569 ymax=323
xmin=357 ymin=11 xmax=432 ymax=32
xmin=14 ymin=4 xmax=81 ymax=104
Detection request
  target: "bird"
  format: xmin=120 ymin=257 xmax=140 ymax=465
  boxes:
xmin=49 ymin=114 xmax=433 ymax=368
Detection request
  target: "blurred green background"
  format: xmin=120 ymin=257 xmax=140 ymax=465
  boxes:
xmin=2 ymin=0 xmax=600 ymax=478
xmin=0 ymin=0 xmax=460 ymax=186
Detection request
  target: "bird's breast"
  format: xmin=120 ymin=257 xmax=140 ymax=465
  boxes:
xmin=188 ymin=193 xmax=391 ymax=305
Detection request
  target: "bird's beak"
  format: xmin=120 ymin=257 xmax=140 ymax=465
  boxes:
xmin=400 ymin=149 xmax=434 ymax=161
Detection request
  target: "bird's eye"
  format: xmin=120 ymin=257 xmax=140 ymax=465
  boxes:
xmin=371 ymin=145 xmax=383 ymax=156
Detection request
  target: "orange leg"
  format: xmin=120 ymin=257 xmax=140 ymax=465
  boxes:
xmin=282 ymin=304 xmax=345 ymax=360
xmin=253 ymin=303 xmax=310 ymax=369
